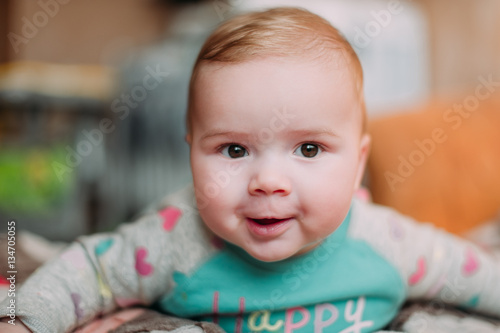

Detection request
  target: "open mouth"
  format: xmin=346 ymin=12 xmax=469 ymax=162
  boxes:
xmin=246 ymin=217 xmax=293 ymax=237
xmin=251 ymin=218 xmax=291 ymax=225
xmin=245 ymin=214 xmax=294 ymax=237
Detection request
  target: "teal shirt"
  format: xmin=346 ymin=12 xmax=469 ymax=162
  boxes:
xmin=159 ymin=210 xmax=406 ymax=332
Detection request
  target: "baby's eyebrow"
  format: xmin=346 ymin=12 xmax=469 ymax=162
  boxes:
xmin=200 ymin=128 xmax=339 ymax=141
xmin=286 ymin=128 xmax=340 ymax=138
xmin=200 ymin=130 xmax=250 ymax=141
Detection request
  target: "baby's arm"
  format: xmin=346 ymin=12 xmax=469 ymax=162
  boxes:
xmin=0 ymin=205 xmax=187 ymax=333
xmin=400 ymin=219 xmax=500 ymax=316
xmin=351 ymin=200 xmax=500 ymax=317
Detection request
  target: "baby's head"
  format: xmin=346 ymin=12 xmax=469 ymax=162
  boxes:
xmin=186 ymin=7 xmax=371 ymax=262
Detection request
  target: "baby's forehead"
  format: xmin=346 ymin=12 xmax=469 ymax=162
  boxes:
xmin=194 ymin=55 xmax=361 ymax=107
xmin=191 ymin=56 xmax=365 ymax=133
xmin=195 ymin=58 xmax=359 ymax=109
xmin=197 ymin=52 xmax=356 ymax=82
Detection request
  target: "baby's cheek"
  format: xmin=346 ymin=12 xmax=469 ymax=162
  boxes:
xmin=199 ymin=209 xmax=234 ymax=241
xmin=308 ymin=181 xmax=346 ymax=205
xmin=305 ymin=190 xmax=351 ymax=230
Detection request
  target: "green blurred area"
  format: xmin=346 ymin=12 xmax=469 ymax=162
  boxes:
xmin=0 ymin=146 xmax=73 ymax=214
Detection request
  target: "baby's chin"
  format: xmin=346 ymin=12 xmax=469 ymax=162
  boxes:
xmin=243 ymin=242 xmax=320 ymax=263
xmin=249 ymin=252 xmax=291 ymax=263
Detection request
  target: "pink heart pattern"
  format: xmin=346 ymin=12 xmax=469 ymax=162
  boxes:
xmin=462 ymin=247 xmax=480 ymax=276
xmin=71 ymin=292 xmax=84 ymax=321
xmin=408 ymin=257 xmax=427 ymax=286
xmin=61 ymin=248 xmax=87 ymax=270
xmin=159 ymin=207 xmax=182 ymax=231
xmin=135 ymin=247 xmax=153 ymax=276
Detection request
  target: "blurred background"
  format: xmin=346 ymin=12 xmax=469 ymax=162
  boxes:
xmin=1 ymin=0 xmax=500 ymax=241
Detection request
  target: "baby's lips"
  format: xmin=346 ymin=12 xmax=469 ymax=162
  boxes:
xmin=248 ymin=217 xmax=292 ymax=225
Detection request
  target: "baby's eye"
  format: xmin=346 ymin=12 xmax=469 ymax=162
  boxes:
xmin=294 ymin=143 xmax=321 ymax=158
xmin=221 ymin=144 xmax=248 ymax=158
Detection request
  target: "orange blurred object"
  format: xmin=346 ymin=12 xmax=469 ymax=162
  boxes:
xmin=368 ymin=92 xmax=500 ymax=235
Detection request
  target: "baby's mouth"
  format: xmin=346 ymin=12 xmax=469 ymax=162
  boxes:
xmin=246 ymin=217 xmax=293 ymax=237
xmin=250 ymin=218 xmax=291 ymax=225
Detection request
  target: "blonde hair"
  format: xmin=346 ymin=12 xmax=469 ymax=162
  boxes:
xmin=188 ymin=7 xmax=366 ymax=132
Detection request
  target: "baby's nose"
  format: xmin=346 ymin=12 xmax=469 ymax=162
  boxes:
xmin=248 ymin=163 xmax=292 ymax=196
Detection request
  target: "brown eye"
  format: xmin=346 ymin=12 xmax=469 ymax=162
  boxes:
xmin=296 ymin=143 xmax=320 ymax=158
xmin=222 ymin=144 xmax=247 ymax=158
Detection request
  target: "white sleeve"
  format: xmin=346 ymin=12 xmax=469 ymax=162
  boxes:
xmin=349 ymin=199 xmax=500 ymax=318
xmin=0 ymin=187 xmax=215 ymax=333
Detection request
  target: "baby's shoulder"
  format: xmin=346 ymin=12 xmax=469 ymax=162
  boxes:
xmin=154 ymin=185 xmax=204 ymax=230
xmin=111 ymin=185 xmax=220 ymax=272
xmin=109 ymin=185 xmax=211 ymax=251
xmin=347 ymin=199 xmax=444 ymax=270
xmin=349 ymin=199 xmax=437 ymax=240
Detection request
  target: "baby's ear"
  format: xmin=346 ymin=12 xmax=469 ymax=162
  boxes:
xmin=354 ymin=133 xmax=371 ymax=190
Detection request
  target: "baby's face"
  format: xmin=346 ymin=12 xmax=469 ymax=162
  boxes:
xmin=188 ymin=58 xmax=370 ymax=262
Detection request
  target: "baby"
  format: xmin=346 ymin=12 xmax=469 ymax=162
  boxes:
xmin=2 ymin=7 xmax=500 ymax=333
